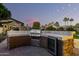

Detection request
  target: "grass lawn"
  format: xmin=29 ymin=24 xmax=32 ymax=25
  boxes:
xmin=74 ymin=32 xmax=79 ymax=39
xmin=74 ymin=35 xmax=79 ymax=39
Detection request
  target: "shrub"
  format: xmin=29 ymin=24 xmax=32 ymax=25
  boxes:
xmin=57 ymin=27 xmax=64 ymax=31
xmin=32 ymin=22 xmax=40 ymax=29
xmin=46 ymin=26 xmax=56 ymax=31
xmin=0 ymin=33 xmax=6 ymax=42
xmin=66 ymin=27 xmax=75 ymax=31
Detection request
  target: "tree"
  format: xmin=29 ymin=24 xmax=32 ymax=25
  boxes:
xmin=74 ymin=23 xmax=79 ymax=32
xmin=57 ymin=27 xmax=64 ymax=31
xmin=63 ymin=17 xmax=69 ymax=26
xmin=75 ymin=23 xmax=79 ymax=28
xmin=66 ymin=26 xmax=75 ymax=31
xmin=46 ymin=25 xmax=56 ymax=31
xmin=32 ymin=21 xmax=40 ymax=29
xmin=54 ymin=21 xmax=60 ymax=27
xmin=0 ymin=3 xmax=11 ymax=20
xmin=70 ymin=18 xmax=74 ymax=26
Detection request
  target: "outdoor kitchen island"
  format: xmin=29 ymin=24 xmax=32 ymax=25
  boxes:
xmin=6 ymin=31 xmax=74 ymax=56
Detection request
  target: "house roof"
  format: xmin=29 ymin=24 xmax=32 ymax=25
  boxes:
xmin=10 ymin=18 xmax=24 ymax=24
xmin=0 ymin=20 xmax=13 ymax=23
xmin=0 ymin=18 xmax=24 ymax=24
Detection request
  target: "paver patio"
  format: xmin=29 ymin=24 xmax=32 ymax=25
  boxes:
xmin=0 ymin=39 xmax=52 ymax=56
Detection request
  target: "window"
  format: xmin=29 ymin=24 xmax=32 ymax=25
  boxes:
xmin=5 ymin=25 xmax=7 ymax=28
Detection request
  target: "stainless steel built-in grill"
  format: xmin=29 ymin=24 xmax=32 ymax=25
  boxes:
xmin=48 ymin=36 xmax=58 ymax=56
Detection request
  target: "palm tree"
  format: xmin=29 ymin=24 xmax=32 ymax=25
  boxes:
xmin=67 ymin=18 xmax=69 ymax=26
xmin=70 ymin=18 xmax=74 ymax=26
xmin=63 ymin=17 xmax=69 ymax=26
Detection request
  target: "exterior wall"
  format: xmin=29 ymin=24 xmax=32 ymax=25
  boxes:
xmin=11 ymin=21 xmax=23 ymax=30
xmin=2 ymin=23 xmax=12 ymax=33
xmin=2 ymin=21 xmax=24 ymax=33
xmin=11 ymin=21 xmax=21 ymax=27
xmin=3 ymin=24 xmax=9 ymax=33
xmin=0 ymin=27 xmax=3 ymax=33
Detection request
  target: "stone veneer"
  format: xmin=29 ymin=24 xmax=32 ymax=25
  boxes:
xmin=7 ymin=36 xmax=31 ymax=49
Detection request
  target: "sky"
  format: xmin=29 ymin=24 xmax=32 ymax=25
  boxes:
xmin=3 ymin=3 xmax=79 ymax=26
